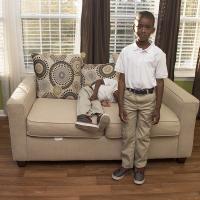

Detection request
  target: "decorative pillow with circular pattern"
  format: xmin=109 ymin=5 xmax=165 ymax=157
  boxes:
xmin=32 ymin=53 xmax=83 ymax=99
xmin=81 ymin=63 xmax=117 ymax=87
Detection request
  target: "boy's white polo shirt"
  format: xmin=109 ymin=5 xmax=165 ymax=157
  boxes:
xmin=115 ymin=42 xmax=168 ymax=89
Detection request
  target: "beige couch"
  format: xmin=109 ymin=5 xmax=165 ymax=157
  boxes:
xmin=7 ymin=75 xmax=199 ymax=166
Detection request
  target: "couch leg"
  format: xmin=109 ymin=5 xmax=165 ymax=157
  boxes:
xmin=176 ymin=158 xmax=186 ymax=164
xmin=16 ymin=161 xmax=27 ymax=167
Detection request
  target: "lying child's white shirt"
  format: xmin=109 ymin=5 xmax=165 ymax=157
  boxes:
xmin=92 ymin=78 xmax=118 ymax=102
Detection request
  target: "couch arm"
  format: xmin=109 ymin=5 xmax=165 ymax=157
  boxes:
xmin=163 ymin=78 xmax=199 ymax=157
xmin=7 ymin=75 xmax=36 ymax=161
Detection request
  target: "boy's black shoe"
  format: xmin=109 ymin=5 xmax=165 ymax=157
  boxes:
xmin=76 ymin=114 xmax=98 ymax=132
xmin=133 ymin=167 xmax=145 ymax=185
xmin=112 ymin=167 xmax=130 ymax=181
xmin=77 ymin=114 xmax=92 ymax=123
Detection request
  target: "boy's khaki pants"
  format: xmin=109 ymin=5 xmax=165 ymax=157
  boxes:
xmin=77 ymin=86 xmax=104 ymax=116
xmin=121 ymin=90 xmax=156 ymax=169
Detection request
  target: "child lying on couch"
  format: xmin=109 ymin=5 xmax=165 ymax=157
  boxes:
xmin=75 ymin=78 xmax=118 ymax=132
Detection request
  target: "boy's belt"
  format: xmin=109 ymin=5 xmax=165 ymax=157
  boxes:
xmin=126 ymin=87 xmax=154 ymax=95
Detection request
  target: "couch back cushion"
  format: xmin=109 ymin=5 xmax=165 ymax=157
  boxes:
xmin=81 ymin=63 xmax=117 ymax=86
xmin=32 ymin=53 xmax=83 ymax=99
xmin=112 ymin=53 xmax=119 ymax=64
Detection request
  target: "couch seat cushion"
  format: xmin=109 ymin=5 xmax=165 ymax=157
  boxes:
xmin=104 ymin=103 xmax=180 ymax=139
xmin=27 ymin=98 xmax=103 ymax=138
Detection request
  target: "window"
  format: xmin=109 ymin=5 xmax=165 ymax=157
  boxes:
xmin=176 ymin=0 xmax=200 ymax=70
xmin=110 ymin=0 xmax=200 ymax=73
xmin=110 ymin=0 xmax=159 ymax=55
xmin=21 ymin=0 xmax=82 ymax=71
xmin=0 ymin=0 xmax=4 ymax=73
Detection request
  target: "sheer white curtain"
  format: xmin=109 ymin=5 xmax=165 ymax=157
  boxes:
xmin=0 ymin=0 xmax=25 ymax=113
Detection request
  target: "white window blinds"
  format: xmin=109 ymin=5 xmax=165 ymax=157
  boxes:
xmin=0 ymin=0 xmax=4 ymax=73
xmin=176 ymin=0 xmax=200 ymax=69
xmin=110 ymin=0 xmax=159 ymax=55
xmin=21 ymin=0 xmax=82 ymax=71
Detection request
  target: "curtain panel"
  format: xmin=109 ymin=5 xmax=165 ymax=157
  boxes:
xmin=0 ymin=0 xmax=25 ymax=113
xmin=192 ymin=47 xmax=200 ymax=119
xmin=155 ymin=0 xmax=181 ymax=81
xmin=81 ymin=0 xmax=110 ymax=64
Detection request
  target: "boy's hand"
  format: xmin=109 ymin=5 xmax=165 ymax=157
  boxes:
xmin=113 ymin=90 xmax=119 ymax=102
xmin=101 ymin=100 xmax=111 ymax=107
xmin=152 ymin=109 xmax=160 ymax=125
xmin=119 ymin=108 xmax=128 ymax=123
xmin=89 ymin=93 xmax=98 ymax=101
xmin=90 ymin=79 xmax=104 ymax=101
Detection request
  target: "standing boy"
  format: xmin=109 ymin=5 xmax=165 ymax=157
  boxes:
xmin=112 ymin=11 xmax=168 ymax=185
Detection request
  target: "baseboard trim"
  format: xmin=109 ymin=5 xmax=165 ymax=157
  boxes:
xmin=0 ymin=110 xmax=7 ymax=116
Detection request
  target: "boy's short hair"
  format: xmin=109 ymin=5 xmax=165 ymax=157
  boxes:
xmin=136 ymin=11 xmax=155 ymax=26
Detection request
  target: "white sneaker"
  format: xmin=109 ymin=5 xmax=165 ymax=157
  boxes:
xmin=75 ymin=121 xmax=99 ymax=132
xmin=97 ymin=114 xmax=110 ymax=131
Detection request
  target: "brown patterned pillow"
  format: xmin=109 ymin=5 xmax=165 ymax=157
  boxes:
xmin=81 ymin=63 xmax=117 ymax=86
xmin=32 ymin=53 xmax=83 ymax=99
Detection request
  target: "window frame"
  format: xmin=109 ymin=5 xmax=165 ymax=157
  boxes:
xmin=175 ymin=0 xmax=200 ymax=74
xmin=110 ymin=0 xmax=200 ymax=77
xmin=20 ymin=0 xmax=82 ymax=72
xmin=109 ymin=0 xmax=159 ymax=59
